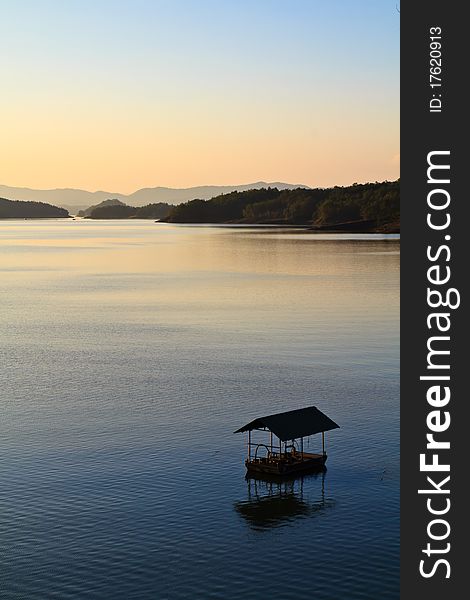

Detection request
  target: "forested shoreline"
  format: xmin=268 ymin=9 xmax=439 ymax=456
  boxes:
xmin=163 ymin=180 xmax=399 ymax=231
xmin=1 ymin=180 xmax=399 ymax=232
xmin=0 ymin=197 xmax=69 ymax=219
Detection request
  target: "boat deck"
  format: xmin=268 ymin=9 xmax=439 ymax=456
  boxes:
xmin=246 ymin=451 xmax=326 ymax=475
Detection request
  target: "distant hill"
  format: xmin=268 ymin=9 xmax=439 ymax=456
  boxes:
xmin=87 ymin=202 xmax=171 ymax=220
xmin=77 ymin=198 xmax=125 ymax=217
xmin=165 ymin=180 xmax=400 ymax=232
xmin=0 ymin=182 xmax=309 ymax=214
xmin=0 ymin=197 xmax=69 ymax=219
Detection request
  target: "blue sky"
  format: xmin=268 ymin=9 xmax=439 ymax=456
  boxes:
xmin=1 ymin=0 xmax=399 ymax=191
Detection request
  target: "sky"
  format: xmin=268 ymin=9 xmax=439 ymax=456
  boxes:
xmin=0 ymin=0 xmax=399 ymax=193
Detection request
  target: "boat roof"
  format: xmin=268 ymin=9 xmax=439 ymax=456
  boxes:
xmin=234 ymin=406 xmax=339 ymax=442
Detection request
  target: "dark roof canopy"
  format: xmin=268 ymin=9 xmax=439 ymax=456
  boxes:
xmin=234 ymin=406 xmax=339 ymax=442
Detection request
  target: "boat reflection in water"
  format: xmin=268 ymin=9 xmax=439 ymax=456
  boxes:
xmin=234 ymin=471 xmax=335 ymax=531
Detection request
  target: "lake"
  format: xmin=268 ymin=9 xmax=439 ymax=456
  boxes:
xmin=0 ymin=220 xmax=399 ymax=599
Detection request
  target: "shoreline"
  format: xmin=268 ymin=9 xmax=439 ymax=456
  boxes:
xmin=1 ymin=216 xmax=400 ymax=235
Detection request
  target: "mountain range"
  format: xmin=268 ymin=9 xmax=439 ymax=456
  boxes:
xmin=0 ymin=182 xmax=308 ymax=214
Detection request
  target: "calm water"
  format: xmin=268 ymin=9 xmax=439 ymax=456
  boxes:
xmin=0 ymin=220 xmax=399 ymax=600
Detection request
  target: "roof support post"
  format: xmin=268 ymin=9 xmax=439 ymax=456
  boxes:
xmin=248 ymin=430 xmax=251 ymax=461
xmin=322 ymin=431 xmax=325 ymax=456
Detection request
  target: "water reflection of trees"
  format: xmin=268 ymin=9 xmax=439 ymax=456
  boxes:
xmin=234 ymin=471 xmax=335 ymax=531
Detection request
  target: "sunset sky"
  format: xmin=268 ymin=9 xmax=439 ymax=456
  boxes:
xmin=1 ymin=0 xmax=399 ymax=193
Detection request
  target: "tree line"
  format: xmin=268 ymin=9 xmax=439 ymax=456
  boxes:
xmin=164 ymin=180 xmax=399 ymax=230
xmin=0 ymin=197 xmax=69 ymax=219
xmin=87 ymin=202 xmax=171 ymax=220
